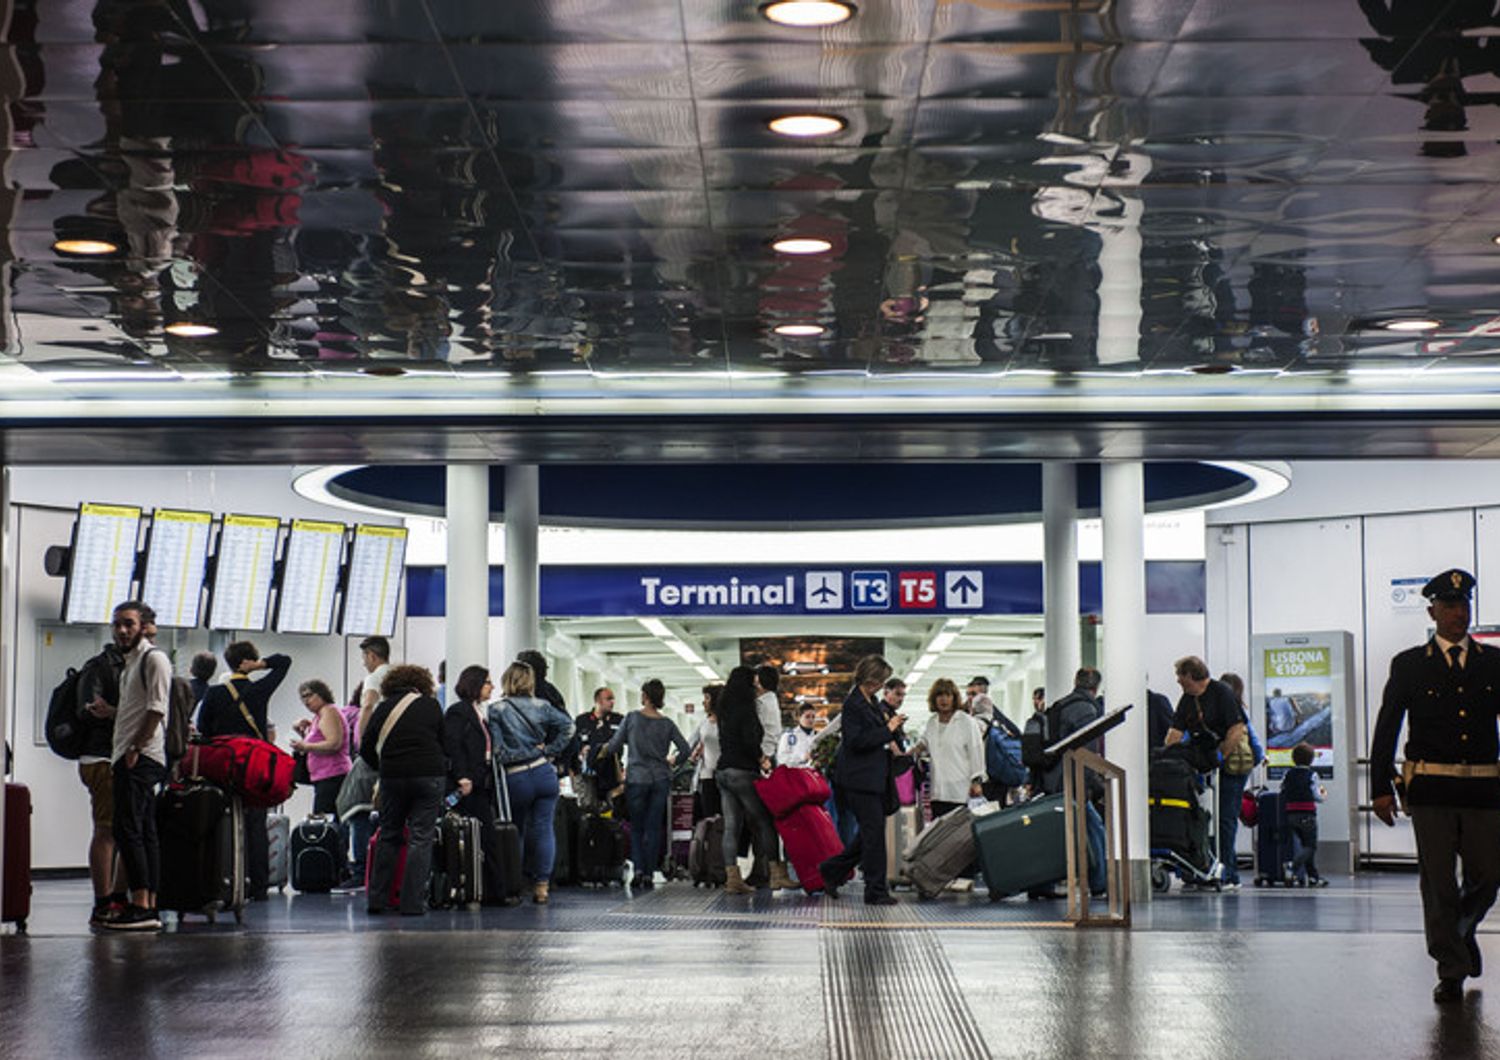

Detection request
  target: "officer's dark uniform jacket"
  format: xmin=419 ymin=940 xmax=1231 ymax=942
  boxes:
xmin=1370 ymin=637 xmax=1500 ymax=809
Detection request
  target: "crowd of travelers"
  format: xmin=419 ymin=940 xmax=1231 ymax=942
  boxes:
xmin=55 ymin=597 xmax=1321 ymax=931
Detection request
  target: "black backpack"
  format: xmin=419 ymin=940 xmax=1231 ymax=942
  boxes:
xmin=45 ymin=646 xmax=123 ymax=760
xmin=135 ymin=648 xmax=194 ymax=766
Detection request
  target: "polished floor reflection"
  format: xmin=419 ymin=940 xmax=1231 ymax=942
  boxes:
xmin=2 ymin=874 xmax=1498 ymax=1058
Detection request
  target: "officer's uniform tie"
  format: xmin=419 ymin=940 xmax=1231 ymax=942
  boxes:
xmin=1449 ymin=644 xmax=1463 ymax=669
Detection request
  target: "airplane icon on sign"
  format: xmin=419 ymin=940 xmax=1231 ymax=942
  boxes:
xmin=805 ymin=571 xmax=844 ymax=610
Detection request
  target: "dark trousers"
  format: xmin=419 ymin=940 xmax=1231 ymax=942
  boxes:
xmin=980 ymin=780 xmax=1010 ymax=806
xmin=111 ymin=757 xmax=167 ymax=895
xmin=244 ymin=805 xmax=269 ymax=894
xmin=454 ymin=782 xmax=506 ymax=903
xmin=626 ymin=778 xmax=671 ymax=874
xmin=368 ymin=775 xmax=444 ymax=915
xmin=694 ymin=777 xmax=721 ymax=821
xmin=311 ymin=775 xmax=344 ymax=816
xmin=820 ymin=788 xmax=890 ymax=900
xmin=1411 ymin=805 xmax=1500 ymax=980
xmin=1285 ymin=811 xmax=1320 ymax=882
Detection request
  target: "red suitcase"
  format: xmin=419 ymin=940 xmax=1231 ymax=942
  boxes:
xmin=754 ymin=766 xmax=831 ymax=820
xmin=4 ymin=782 xmax=32 ymax=931
xmin=775 ymin=802 xmax=841 ymax=895
xmin=365 ymin=828 xmax=409 ymax=908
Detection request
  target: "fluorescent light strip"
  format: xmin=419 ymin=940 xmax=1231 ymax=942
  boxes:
xmin=662 ymin=638 xmax=703 ymax=665
xmin=695 ymin=665 xmax=720 ymax=682
xmin=638 ymin=617 xmax=671 ymax=638
xmin=915 ymin=653 xmax=939 ymax=671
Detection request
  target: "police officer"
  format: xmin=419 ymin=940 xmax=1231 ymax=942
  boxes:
xmin=1370 ymin=568 xmax=1500 ymax=1003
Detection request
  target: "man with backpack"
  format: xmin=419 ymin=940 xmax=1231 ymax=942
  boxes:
xmin=100 ymin=601 xmax=172 ymax=931
xmin=58 ymin=641 xmax=127 ymax=927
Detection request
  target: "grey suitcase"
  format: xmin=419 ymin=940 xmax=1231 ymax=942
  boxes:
xmin=266 ymin=811 xmax=290 ymax=892
xmin=885 ymin=805 xmax=919 ymax=888
xmin=903 ymin=805 xmax=977 ymax=899
xmin=971 ymin=794 xmax=1067 ymax=900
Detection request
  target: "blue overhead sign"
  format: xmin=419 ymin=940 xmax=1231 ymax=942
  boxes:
xmin=405 ymin=562 xmax=1204 ymax=618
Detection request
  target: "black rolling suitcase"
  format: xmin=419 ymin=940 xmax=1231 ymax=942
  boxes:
xmin=157 ymin=780 xmax=245 ymax=923
xmin=291 ymin=815 xmax=343 ymax=893
xmin=1253 ymin=790 xmax=1289 ymax=886
xmin=577 ymin=814 xmax=628 ymax=885
xmin=490 ymin=759 xmax=525 ymax=901
xmin=429 ymin=812 xmax=485 ymax=908
xmin=553 ymin=795 xmax=581 ymax=886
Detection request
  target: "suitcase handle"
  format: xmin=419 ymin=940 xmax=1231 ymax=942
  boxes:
xmin=491 ymin=755 xmax=514 ymax=824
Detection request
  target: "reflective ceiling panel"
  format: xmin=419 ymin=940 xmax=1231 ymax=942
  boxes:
xmin=0 ymin=0 xmax=1497 ymax=443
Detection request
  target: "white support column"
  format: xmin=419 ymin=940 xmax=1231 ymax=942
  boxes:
xmin=503 ymin=464 xmax=541 ymax=661
xmin=1042 ymin=462 xmax=1079 ymax=704
xmin=445 ymin=466 xmax=490 ymax=686
xmin=1102 ymin=460 xmax=1150 ymax=903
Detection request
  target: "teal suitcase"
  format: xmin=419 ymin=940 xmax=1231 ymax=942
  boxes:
xmin=971 ymin=794 xmax=1067 ymax=899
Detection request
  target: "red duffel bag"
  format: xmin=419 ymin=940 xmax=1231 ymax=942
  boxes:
xmin=754 ymin=765 xmax=832 ymax=820
xmin=181 ymin=736 xmax=296 ymax=808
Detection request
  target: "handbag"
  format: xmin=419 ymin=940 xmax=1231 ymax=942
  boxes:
xmin=336 ymin=693 xmax=417 ymax=821
xmin=293 ymin=750 xmax=312 ymax=786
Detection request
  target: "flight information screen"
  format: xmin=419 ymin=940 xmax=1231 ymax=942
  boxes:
xmin=340 ymin=524 xmax=408 ymax=637
xmin=207 ymin=514 xmax=281 ymax=631
xmin=62 ymin=503 xmax=143 ymax=625
xmin=275 ymin=519 xmax=346 ymax=634
xmin=141 ymin=508 xmax=213 ymax=628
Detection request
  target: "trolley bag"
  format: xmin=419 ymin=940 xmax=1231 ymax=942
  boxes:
xmin=365 ymin=828 xmax=409 ymax=907
xmin=157 ymin=780 xmax=245 ymax=922
xmin=553 ymin=796 xmax=581 ymax=886
xmin=886 ymin=805 xmax=919 ymax=888
xmin=266 ymin=811 xmax=290 ymax=892
xmin=776 ymin=802 xmax=841 ymax=895
xmin=1254 ymin=790 xmax=1288 ymax=886
xmin=667 ymin=791 xmax=696 ymax=876
xmin=577 ymin=814 xmax=628 ymax=885
xmin=489 ymin=759 xmax=526 ymax=901
xmin=971 ymin=794 xmax=1067 ymax=899
xmin=2 ymin=783 xmax=31 ymax=931
xmin=689 ymin=814 xmax=727 ymax=887
xmin=429 ymin=813 xmax=485 ymax=908
xmin=1147 ymin=752 xmax=1200 ymax=856
xmin=754 ymin=766 xmax=831 ymax=819
xmin=291 ymin=815 xmax=343 ymax=893
xmin=903 ymin=805 xmax=978 ymax=899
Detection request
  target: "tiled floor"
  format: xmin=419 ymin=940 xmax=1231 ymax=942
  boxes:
xmin=2 ymin=873 xmax=1498 ymax=1059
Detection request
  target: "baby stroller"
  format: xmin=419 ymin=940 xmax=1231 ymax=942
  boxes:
xmin=1148 ymin=750 xmax=1222 ymax=893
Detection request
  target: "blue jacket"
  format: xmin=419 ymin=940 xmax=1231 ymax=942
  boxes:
xmin=833 ymin=688 xmax=897 ymax=796
xmin=487 ymin=695 xmax=575 ymax=767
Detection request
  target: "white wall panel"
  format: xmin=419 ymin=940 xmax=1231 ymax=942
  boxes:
xmin=1475 ymin=507 xmax=1500 ymax=627
xmin=1359 ymin=509 xmax=1476 ymax=859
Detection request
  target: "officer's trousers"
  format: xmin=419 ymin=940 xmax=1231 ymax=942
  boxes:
xmin=1411 ymin=804 xmax=1500 ymax=980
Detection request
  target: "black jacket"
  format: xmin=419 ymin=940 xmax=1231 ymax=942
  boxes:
xmin=1147 ymin=689 xmax=1175 ymax=750
xmin=564 ymin=709 xmax=624 ymax=774
xmin=1370 ymin=638 xmax=1500 ymax=808
xmin=1039 ymin=689 xmax=1103 ymax=795
xmin=443 ymin=701 xmax=492 ymax=794
xmin=196 ymin=655 xmax=291 ymax=740
xmin=360 ymin=693 xmax=446 ymax=779
xmin=716 ymin=692 xmax=765 ymax=772
xmin=833 ymin=688 xmax=896 ymax=796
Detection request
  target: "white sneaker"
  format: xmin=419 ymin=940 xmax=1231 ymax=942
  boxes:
xmin=621 ymin=860 xmax=636 ymax=890
xmin=945 ymin=878 xmax=975 ymax=893
xmin=1221 ymin=881 xmax=1241 ymax=893
xmin=652 ymin=871 xmax=668 ymax=886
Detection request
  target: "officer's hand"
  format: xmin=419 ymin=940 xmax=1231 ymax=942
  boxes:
xmin=1372 ymin=795 xmax=1397 ymax=827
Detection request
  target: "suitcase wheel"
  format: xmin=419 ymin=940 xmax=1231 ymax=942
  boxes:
xmin=13 ymin=919 xmax=25 ymax=933
xmin=1150 ymin=864 xmax=1171 ymax=894
xmin=233 ymin=909 xmax=244 ymax=925
xmin=206 ymin=911 xmax=216 ymax=924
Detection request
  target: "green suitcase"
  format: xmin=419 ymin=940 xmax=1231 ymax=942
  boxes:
xmin=971 ymin=794 xmax=1068 ymax=899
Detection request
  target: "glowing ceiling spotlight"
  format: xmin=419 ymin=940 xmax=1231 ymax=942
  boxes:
xmin=760 ymin=1 xmax=856 ymax=27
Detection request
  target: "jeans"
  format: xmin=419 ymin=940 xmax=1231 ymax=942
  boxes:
xmin=625 ymin=778 xmax=671 ymax=875
xmin=820 ymin=788 xmax=889 ymax=900
xmin=349 ymin=811 xmax=374 ymax=878
xmin=368 ymin=775 xmax=444 ymax=914
xmin=504 ymin=761 xmax=561 ymax=882
xmin=1217 ymin=771 xmax=1249 ymax=884
xmin=1085 ymin=802 xmax=1107 ymax=894
xmin=1285 ymin=811 xmax=1320 ymax=883
xmin=716 ymin=767 xmax=778 ymax=869
xmin=111 ymin=756 xmax=167 ymax=895
xmin=829 ymin=788 xmax=859 ymax=847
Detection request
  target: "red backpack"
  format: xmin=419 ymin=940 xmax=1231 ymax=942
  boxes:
xmin=182 ymin=736 xmax=296 ymax=808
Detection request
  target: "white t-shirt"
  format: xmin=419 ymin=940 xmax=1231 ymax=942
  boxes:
xmin=362 ymin=663 xmax=391 ymax=704
xmin=921 ymin=711 xmax=986 ymax=804
xmin=755 ymin=691 xmax=781 ymax=759
xmin=113 ymin=640 xmax=171 ymax=766
xmin=776 ymin=727 xmax=816 ymax=768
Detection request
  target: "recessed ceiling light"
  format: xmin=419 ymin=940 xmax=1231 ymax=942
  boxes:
xmin=53 ymin=238 xmax=118 ymax=255
xmin=760 ymin=1 xmax=856 ymax=27
xmin=1381 ymin=318 xmax=1442 ymax=332
xmin=767 ymin=114 xmax=846 ymax=138
xmin=771 ymin=236 xmax=833 ymax=255
xmin=1492 ymin=233 xmax=1500 ymax=246
xmin=164 ymin=323 xmax=219 ymax=338
xmin=773 ymin=323 xmax=826 ymax=337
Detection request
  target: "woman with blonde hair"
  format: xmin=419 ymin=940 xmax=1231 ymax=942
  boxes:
xmin=487 ymin=661 xmax=575 ymax=903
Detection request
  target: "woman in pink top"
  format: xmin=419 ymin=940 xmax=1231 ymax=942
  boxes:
xmin=290 ymin=679 xmax=352 ymax=815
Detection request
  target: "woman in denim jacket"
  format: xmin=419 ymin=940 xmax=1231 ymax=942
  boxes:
xmin=487 ymin=661 xmax=575 ymax=904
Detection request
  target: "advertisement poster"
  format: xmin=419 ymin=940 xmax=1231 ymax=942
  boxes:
xmin=1263 ymin=645 xmax=1335 ymax=778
